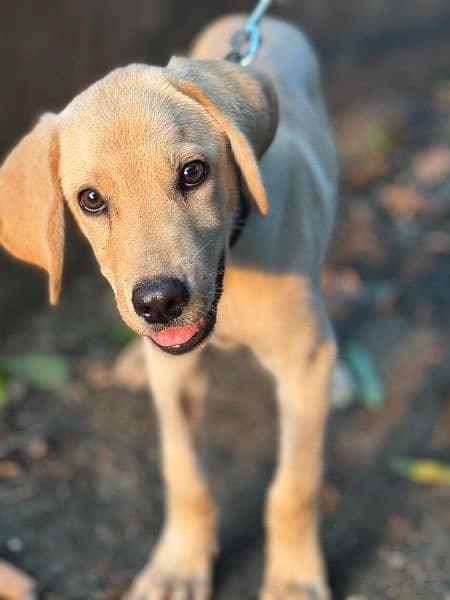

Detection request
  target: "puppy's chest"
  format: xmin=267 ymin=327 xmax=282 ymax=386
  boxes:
xmin=211 ymin=265 xmax=285 ymax=351
xmin=212 ymin=268 xmax=258 ymax=349
xmin=212 ymin=313 xmax=253 ymax=350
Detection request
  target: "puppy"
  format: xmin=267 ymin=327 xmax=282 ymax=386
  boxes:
xmin=0 ymin=15 xmax=337 ymax=600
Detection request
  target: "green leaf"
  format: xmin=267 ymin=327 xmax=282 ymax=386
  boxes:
xmin=390 ymin=457 xmax=414 ymax=478
xmin=365 ymin=124 xmax=393 ymax=157
xmin=343 ymin=342 xmax=384 ymax=408
xmin=0 ymin=370 xmax=10 ymax=409
xmin=390 ymin=457 xmax=450 ymax=485
xmin=0 ymin=352 xmax=70 ymax=390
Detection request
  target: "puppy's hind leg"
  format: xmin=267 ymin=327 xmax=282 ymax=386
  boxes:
xmin=126 ymin=340 xmax=216 ymax=600
xmin=260 ymin=312 xmax=336 ymax=600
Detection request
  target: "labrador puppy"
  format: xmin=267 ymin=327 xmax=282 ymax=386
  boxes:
xmin=0 ymin=15 xmax=337 ymax=600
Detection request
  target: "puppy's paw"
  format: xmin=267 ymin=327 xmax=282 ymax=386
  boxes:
xmin=125 ymin=571 xmax=211 ymax=600
xmin=125 ymin=542 xmax=213 ymax=600
xmin=0 ymin=560 xmax=37 ymax=600
xmin=260 ymin=580 xmax=330 ymax=600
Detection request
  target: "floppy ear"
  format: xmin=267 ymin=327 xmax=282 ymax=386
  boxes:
xmin=0 ymin=114 xmax=64 ymax=304
xmin=166 ymin=57 xmax=278 ymax=215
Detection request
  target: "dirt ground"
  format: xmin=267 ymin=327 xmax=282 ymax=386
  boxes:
xmin=1 ymin=19 xmax=450 ymax=600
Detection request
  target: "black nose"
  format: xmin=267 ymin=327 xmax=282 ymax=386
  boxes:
xmin=132 ymin=278 xmax=190 ymax=324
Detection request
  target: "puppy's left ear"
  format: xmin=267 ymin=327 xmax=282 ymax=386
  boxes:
xmin=0 ymin=114 xmax=64 ymax=304
xmin=167 ymin=57 xmax=278 ymax=215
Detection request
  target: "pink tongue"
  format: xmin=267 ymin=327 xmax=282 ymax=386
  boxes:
xmin=151 ymin=320 xmax=205 ymax=347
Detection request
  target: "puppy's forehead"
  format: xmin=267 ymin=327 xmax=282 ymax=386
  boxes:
xmin=59 ymin=64 xmax=224 ymax=173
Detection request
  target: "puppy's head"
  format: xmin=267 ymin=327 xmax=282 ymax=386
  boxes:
xmin=0 ymin=60 xmax=277 ymax=353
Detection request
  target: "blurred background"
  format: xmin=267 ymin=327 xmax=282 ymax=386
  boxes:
xmin=1 ymin=1 xmax=449 ymax=598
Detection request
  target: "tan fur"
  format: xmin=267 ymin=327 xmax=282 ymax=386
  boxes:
xmin=0 ymin=14 xmax=337 ymax=600
xmin=0 ymin=561 xmax=36 ymax=600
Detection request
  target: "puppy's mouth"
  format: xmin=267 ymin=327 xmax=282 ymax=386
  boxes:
xmin=148 ymin=252 xmax=225 ymax=355
xmin=149 ymin=316 xmax=214 ymax=355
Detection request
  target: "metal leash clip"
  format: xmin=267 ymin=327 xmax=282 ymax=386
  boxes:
xmin=225 ymin=0 xmax=272 ymax=66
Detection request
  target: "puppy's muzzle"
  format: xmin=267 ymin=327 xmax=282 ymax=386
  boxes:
xmin=132 ymin=278 xmax=190 ymax=324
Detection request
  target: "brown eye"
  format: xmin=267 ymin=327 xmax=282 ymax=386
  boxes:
xmin=180 ymin=160 xmax=208 ymax=189
xmin=78 ymin=189 xmax=107 ymax=214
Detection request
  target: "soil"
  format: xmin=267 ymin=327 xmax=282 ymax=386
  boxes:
xmin=1 ymin=18 xmax=450 ymax=600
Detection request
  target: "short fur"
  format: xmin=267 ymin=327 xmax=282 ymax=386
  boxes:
xmin=0 ymin=15 xmax=337 ymax=600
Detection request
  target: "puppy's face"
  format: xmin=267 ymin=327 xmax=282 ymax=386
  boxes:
xmin=0 ymin=61 xmax=277 ymax=354
xmin=60 ymin=67 xmax=237 ymax=352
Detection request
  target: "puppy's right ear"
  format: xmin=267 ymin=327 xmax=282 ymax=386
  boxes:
xmin=0 ymin=114 xmax=64 ymax=304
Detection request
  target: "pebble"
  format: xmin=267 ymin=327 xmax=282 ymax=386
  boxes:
xmin=25 ymin=437 xmax=49 ymax=460
xmin=7 ymin=537 xmax=24 ymax=553
xmin=381 ymin=549 xmax=407 ymax=570
xmin=331 ymin=361 xmax=357 ymax=409
xmin=412 ymin=145 xmax=450 ymax=186
xmin=0 ymin=460 xmax=21 ymax=480
xmin=379 ymin=184 xmax=424 ymax=216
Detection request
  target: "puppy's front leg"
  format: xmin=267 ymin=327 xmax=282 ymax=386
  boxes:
xmin=261 ymin=329 xmax=336 ymax=600
xmin=127 ymin=340 xmax=216 ymax=600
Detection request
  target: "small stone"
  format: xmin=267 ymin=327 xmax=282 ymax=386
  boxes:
xmin=331 ymin=361 xmax=357 ymax=409
xmin=25 ymin=437 xmax=49 ymax=460
xmin=379 ymin=184 xmax=424 ymax=216
xmin=381 ymin=549 xmax=407 ymax=570
xmin=412 ymin=145 xmax=450 ymax=186
xmin=0 ymin=460 xmax=21 ymax=480
xmin=7 ymin=537 xmax=24 ymax=553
